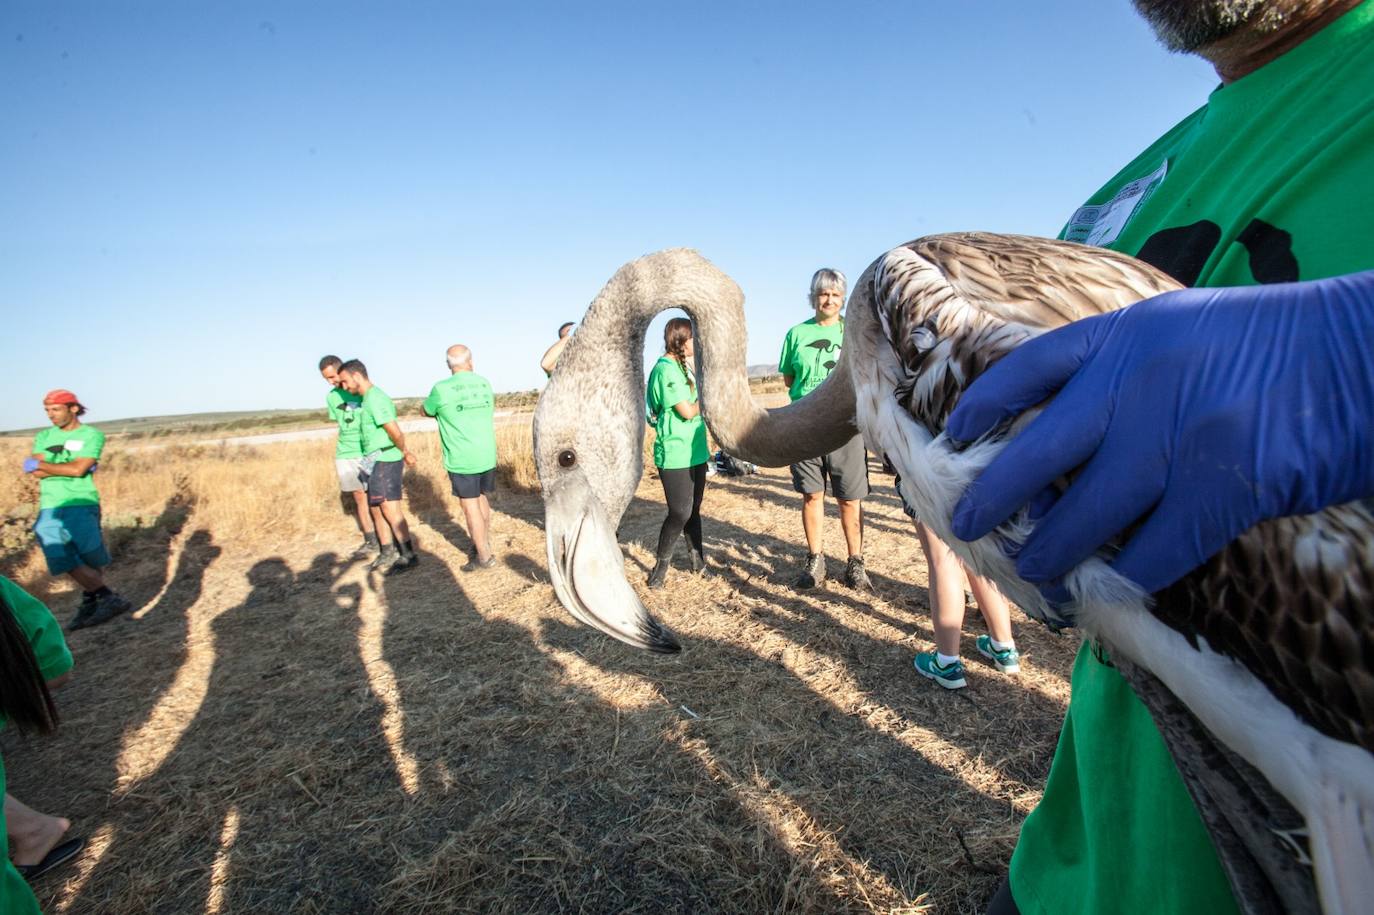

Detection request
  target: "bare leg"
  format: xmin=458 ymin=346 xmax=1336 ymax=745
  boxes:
xmin=378 ymin=500 xmax=411 ymax=543
xmin=969 ymin=572 xmax=1015 ymax=645
xmin=916 ymin=522 xmax=968 ymax=657
xmin=370 ymin=504 xmax=393 ymax=546
xmin=350 ymin=490 xmax=375 ymax=534
xmin=460 ymin=496 xmax=491 ymax=560
xmin=5 ymin=794 xmax=70 ymax=868
xmin=837 ymin=498 xmax=863 ymax=558
xmin=801 ymin=492 xmax=824 ymax=554
xmin=479 ymin=493 xmax=491 ymax=530
xmin=67 ymin=565 xmax=104 ymax=591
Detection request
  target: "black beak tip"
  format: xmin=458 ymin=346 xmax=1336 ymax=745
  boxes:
xmin=642 ymin=617 xmax=682 ymax=654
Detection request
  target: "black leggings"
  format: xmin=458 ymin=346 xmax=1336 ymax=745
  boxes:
xmin=656 ymin=463 xmax=706 ymax=558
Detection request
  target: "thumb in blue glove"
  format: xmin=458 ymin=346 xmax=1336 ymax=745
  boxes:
xmin=23 ymin=457 xmax=40 ymax=474
xmin=947 ymin=270 xmax=1374 ymax=596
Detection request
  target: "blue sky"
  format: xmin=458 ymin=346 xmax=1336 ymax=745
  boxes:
xmin=0 ymin=1 xmax=1216 ymax=431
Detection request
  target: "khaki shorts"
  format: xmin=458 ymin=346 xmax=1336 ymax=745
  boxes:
xmin=790 ymin=435 xmax=870 ymax=501
xmin=336 ymin=458 xmax=366 ymax=493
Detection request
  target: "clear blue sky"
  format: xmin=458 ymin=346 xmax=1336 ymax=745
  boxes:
xmin=0 ymin=1 xmax=1216 ymax=432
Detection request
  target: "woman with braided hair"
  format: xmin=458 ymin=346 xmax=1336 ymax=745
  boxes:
xmin=644 ymin=317 xmax=710 ymax=589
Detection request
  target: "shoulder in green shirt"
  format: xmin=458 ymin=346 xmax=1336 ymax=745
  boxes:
xmin=423 ymin=372 xmax=497 ymax=475
xmin=1013 ymin=7 xmax=1374 ymax=913
xmin=360 ymin=386 xmax=403 ymax=462
xmin=326 ymin=387 xmax=365 ymax=459
xmin=31 ymin=424 xmax=105 ymax=509
xmin=646 ymin=356 xmax=708 ymax=470
xmin=778 ymin=318 xmax=844 ymax=402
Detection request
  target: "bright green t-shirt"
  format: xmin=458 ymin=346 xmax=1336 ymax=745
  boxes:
xmin=326 ymin=387 xmax=364 ymax=460
xmin=1 ymin=575 xmax=72 ymax=915
xmin=31 ymin=424 xmax=105 ymax=509
xmin=646 ymin=356 xmax=708 ymax=470
xmin=1011 ymin=5 xmax=1374 ymax=913
xmin=359 ymin=386 xmax=403 ymax=463
xmin=423 ymin=372 xmax=497 ymax=475
xmin=778 ymin=318 xmax=844 ymax=402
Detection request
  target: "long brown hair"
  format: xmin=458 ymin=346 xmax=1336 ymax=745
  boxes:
xmin=663 ymin=317 xmax=695 ymax=392
xmin=0 ymin=592 xmax=59 ymax=734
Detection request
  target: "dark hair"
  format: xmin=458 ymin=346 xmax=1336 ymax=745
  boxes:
xmin=338 ymin=359 xmax=368 ymax=378
xmin=319 ymin=355 xmax=343 ymax=371
xmin=663 ymin=317 xmax=695 ymax=392
xmin=0 ymin=593 xmax=59 ymax=734
xmin=558 ymin=322 xmax=575 ymax=337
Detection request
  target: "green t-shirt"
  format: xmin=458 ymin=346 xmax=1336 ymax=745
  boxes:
xmin=646 ymin=356 xmax=708 ymax=470
xmin=326 ymin=387 xmax=365 ymax=460
xmin=359 ymin=386 xmax=403 ymax=463
xmin=0 ymin=576 xmax=70 ymax=915
xmin=778 ymin=318 xmax=844 ymax=402
xmin=1012 ymin=5 xmax=1374 ymax=913
xmin=31 ymin=424 xmax=105 ymax=509
xmin=423 ymin=372 xmax=497 ymax=475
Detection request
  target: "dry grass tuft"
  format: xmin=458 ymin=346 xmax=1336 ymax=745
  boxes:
xmin=2 ymin=420 xmax=1076 ymax=913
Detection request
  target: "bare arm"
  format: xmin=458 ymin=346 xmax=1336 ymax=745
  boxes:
xmin=47 ymin=671 xmax=71 ymax=690
xmin=672 ymin=400 xmax=700 ymax=420
xmin=540 ymin=336 xmax=570 ymax=374
xmin=31 ymin=457 xmax=96 ymax=479
xmin=382 ymin=421 xmax=417 ymax=466
xmin=781 ymin=374 xmax=794 ymax=389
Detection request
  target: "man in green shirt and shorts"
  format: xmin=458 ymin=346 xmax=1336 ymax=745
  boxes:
xmin=23 ymin=389 xmax=132 ymax=631
xmin=778 ymin=268 xmax=872 ymax=592
xmin=337 ymin=360 xmax=419 ymax=575
xmin=319 ymin=355 xmax=379 ymax=558
xmin=423 ymin=344 xmax=499 ymax=571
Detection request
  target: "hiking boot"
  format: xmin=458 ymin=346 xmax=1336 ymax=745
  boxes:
xmin=352 ymin=535 xmax=380 ymax=559
xmin=793 ymin=552 xmax=825 ymax=590
xmin=647 ymin=558 xmax=670 ymax=590
xmin=369 ymin=546 xmax=399 ymax=573
xmin=914 ymin=651 xmax=967 ymax=689
xmin=67 ymin=593 xmax=98 ymax=632
xmin=86 ymin=591 xmax=132 ymax=628
xmin=386 ymin=552 xmax=418 ymax=575
xmin=688 ymin=548 xmax=706 ymax=574
xmin=461 ymin=554 xmax=497 ymax=573
xmin=976 ymin=635 xmax=1021 ymax=674
xmin=843 ymin=556 xmax=873 ymax=591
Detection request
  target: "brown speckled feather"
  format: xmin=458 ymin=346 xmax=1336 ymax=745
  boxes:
xmin=872 ymin=231 xmax=1374 ymax=756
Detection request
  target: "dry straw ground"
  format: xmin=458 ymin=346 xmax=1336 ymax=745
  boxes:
xmin=0 ymin=419 xmax=1078 ymax=914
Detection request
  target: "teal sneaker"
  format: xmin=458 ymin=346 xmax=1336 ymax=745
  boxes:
xmin=976 ymin=635 xmax=1021 ymax=674
xmin=914 ymin=651 xmax=967 ymax=689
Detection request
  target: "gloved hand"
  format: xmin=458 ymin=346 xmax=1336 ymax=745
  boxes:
xmin=23 ymin=457 xmax=40 ymax=473
xmin=947 ymin=271 xmax=1374 ymax=597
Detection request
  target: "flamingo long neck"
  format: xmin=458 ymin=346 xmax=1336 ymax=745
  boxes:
xmin=562 ymin=249 xmax=858 ymax=471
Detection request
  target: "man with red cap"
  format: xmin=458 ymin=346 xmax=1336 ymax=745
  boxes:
xmin=23 ymin=390 xmax=132 ymax=630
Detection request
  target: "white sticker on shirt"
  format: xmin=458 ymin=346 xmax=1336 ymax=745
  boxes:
xmin=1064 ymin=160 xmax=1168 ymax=248
xmin=64 ymin=439 xmax=85 ymax=452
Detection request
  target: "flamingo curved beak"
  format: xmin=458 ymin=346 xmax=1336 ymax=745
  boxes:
xmin=542 ymin=471 xmax=681 ymax=653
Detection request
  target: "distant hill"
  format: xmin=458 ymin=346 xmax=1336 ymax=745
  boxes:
xmin=747 ymin=364 xmax=779 ymax=378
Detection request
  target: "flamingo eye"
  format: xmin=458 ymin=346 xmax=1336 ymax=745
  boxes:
xmin=558 ymin=450 xmax=577 ymax=468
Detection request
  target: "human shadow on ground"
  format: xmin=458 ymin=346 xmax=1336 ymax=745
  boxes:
xmin=404 ymin=471 xmax=478 ymax=557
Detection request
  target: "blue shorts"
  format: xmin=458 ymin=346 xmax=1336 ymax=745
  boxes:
xmin=33 ymin=505 xmax=112 ymax=575
xmin=448 ymin=469 xmax=495 ymax=499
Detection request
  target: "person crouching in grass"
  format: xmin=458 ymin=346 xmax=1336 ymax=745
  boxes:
xmin=423 ymin=344 xmax=499 ymax=571
xmin=23 ymin=389 xmax=133 ymax=630
xmin=337 ymin=360 xmax=418 ymax=574
xmin=318 ymin=355 xmax=379 ymax=558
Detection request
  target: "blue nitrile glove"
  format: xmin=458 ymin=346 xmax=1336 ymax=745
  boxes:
xmin=947 ymin=271 xmax=1374 ymax=597
xmin=23 ymin=457 xmax=39 ymax=473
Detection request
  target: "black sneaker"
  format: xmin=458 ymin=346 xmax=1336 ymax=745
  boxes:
xmin=369 ymin=548 xmax=399 ymax=573
xmin=793 ymin=553 xmax=826 ymax=590
xmin=385 ymin=553 xmax=418 ymax=575
xmin=67 ymin=593 xmax=98 ymax=632
xmin=87 ymin=592 xmax=132 ymax=628
xmin=844 ymin=556 xmax=873 ymax=591
xmin=461 ymin=554 xmax=497 ymax=573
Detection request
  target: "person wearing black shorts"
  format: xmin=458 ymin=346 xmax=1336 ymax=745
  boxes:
xmin=338 ymin=360 xmax=418 ymax=574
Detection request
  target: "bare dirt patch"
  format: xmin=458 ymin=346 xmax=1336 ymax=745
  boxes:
xmin=4 ymin=435 xmax=1076 ymax=914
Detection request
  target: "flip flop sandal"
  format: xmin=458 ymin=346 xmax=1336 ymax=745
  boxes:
xmin=15 ymin=836 xmax=84 ymax=882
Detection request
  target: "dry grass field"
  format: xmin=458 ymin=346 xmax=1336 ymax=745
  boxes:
xmin=0 ymin=419 xmax=1079 ymax=914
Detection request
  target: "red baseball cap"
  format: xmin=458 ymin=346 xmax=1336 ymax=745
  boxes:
xmin=43 ymin=389 xmax=82 ymax=407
